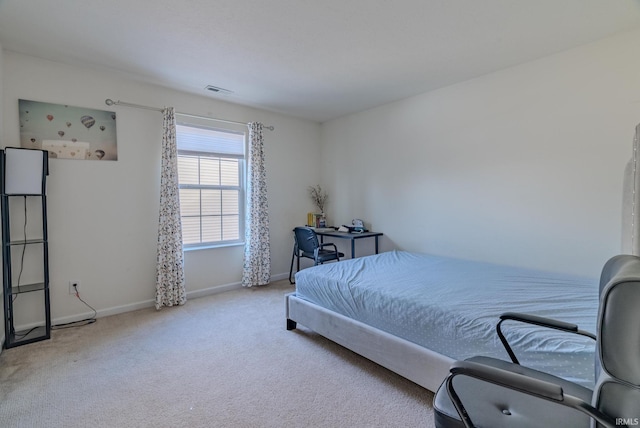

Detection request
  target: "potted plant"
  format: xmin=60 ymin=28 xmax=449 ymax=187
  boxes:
xmin=308 ymin=185 xmax=328 ymax=227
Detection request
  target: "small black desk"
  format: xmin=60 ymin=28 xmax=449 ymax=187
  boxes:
xmin=315 ymin=230 xmax=383 ymax=259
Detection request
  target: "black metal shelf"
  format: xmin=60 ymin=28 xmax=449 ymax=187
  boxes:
xmin=2 ymin=148 xmax=51 ymax=349
xmin=7 ymin=238 xmax=46 ymax=246
xmin=5 ymin=325 xmax=49 ymax=347
xmin=8 ymin=282 xmax=46 ymax=296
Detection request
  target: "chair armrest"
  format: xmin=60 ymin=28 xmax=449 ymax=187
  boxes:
xmin=318 ymin=242 xmax=338 ymax=250
xmin=497 ymin=312 xmax=596 ymax=365
xmin=314 ymin=243 xmax=339 ymax=260
xmin=500 ymin=312 xmax=579 ymax=332
xmin=446 ymin=360 xmax=617 ymax=428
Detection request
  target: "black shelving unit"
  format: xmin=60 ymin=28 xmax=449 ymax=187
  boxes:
xmin=1 ymin=148 xmax=50 ymax=348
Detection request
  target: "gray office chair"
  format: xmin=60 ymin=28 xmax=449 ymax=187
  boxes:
xmin=288 ymin=227 xmax=344 ymax=284
xmin=433 ymin=254 xmax=640 ymax=428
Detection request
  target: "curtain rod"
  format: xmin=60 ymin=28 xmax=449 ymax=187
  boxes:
xmin=104 ymin=99 xmax=274 ymax=131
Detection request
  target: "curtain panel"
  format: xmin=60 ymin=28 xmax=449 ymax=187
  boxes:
xmin=623 ymin=124 xmax=640 ymax=256
xmin=242 ymin=122 xmax=271 ymax=287
xmin=156 ymin=107 xmax=187 ymax=308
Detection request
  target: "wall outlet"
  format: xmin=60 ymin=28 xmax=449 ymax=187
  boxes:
xmin=69 ymin=280 xmax=80 ymax=295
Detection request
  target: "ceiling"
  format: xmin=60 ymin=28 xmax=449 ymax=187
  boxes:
xmin=1 ymin=0 xmax=640 ymax=123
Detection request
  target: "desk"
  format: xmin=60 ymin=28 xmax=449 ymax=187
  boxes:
xmin=315 ymin=230 xmax=383 ymax=259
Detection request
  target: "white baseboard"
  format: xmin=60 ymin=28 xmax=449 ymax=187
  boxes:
xmin=184 ymin=281 xmax=242 ymax=299
xmin=6 ymin=272 xmax=289 ymax=336
xmin=52 ymin=272 xmax=288 ymax=325
xmin=53 ymin=299 xmax=155 ymax=326
xmin=270 ymin=272 xmax=289 ymax=282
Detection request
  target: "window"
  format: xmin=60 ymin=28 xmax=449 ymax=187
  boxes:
xmin=176 ymin=123 xmax=245 ymax=247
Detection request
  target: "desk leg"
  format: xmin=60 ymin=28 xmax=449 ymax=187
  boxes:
xmin=375 ymin=236 xmax=379 ymax=254
xmin=351 ymin=240 xmax=355 ymax=259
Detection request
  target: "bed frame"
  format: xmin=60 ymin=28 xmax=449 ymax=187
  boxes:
xmin=286 ymin=292 xmax=454 ymax=392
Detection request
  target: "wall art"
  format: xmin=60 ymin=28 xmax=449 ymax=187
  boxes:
xmin=19 ymin=99 xmax=117 ymax=161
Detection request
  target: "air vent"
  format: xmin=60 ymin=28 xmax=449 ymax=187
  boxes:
xmin=205 ymin=85 xmax=233 ymax=95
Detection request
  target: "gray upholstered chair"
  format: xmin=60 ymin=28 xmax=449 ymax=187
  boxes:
xmin=288 ymin=227 xmax=344 ymax=284
xmin=433 ymin=254 xmax=640 ymax=428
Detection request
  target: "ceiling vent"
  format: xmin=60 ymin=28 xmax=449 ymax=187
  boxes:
xmin=205 ymin=85 xmax=233 ymax=95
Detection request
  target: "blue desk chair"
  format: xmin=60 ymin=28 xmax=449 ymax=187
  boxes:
xmin=288 ymin=227 xmax=344 ymax=284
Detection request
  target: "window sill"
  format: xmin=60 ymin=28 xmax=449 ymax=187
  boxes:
xmin=183 ymin=241 xmax=244 ymax=252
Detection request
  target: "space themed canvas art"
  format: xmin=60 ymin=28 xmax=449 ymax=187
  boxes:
xmin=18 ymin=99 xmax=118 ymax=160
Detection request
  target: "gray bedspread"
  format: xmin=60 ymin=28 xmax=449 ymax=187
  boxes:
xmin=294 ymin=250 xmax=598 ymax=387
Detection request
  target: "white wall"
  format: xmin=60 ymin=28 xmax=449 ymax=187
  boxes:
xmin=320 ymin=29 xmax=640 ymax=278
xmin=1 ymin=51 xmax=321 ymax=325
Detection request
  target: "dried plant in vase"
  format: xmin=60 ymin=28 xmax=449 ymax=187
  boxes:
xmin=308 ymin=185 xmax=328 ymax=214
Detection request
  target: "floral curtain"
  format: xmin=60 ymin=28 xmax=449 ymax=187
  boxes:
xmin=623 ymin=123 xmax=640 ymax=255
xmin=242 ymin=122 xmax=271 ymax=287
xmin=156 ymin=107 xmax=187 ymax=308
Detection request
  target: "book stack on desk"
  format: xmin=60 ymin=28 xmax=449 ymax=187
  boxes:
xmin=307 ymin=212 xmax=330 ymax=229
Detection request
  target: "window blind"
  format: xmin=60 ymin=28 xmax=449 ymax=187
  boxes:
xmin=176 ymin=123 xmax=245 ymax=247
xmin=176 ymin=124 xmax=244 ymax=156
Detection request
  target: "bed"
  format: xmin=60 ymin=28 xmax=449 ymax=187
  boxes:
xmin=286 ymin=250 xmax=599 ymax=392
xmin=286 ymin=125 xmax=640 ymax=394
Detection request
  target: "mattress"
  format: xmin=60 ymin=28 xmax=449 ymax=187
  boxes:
xmin=294 ymin=250 xmax=599 ymax=388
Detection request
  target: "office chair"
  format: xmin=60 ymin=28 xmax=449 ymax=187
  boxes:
xmin=288 ymin=227 xmax=344 ymax=284
xmin=433 ymin=254 xmax=640 ymax=428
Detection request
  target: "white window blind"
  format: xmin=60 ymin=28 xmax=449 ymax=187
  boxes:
xmin=176 ymin=124 xmax=244 ymax=156
xmin=176 ymin=124 xmax=245 ymax=247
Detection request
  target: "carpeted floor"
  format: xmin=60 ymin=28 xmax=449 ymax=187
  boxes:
xmin=0 ymin=280 xmax=435 ymax=427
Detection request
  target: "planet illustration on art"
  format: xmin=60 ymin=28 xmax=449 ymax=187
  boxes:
xmin=30 ymin=138 xmax=36 ymax=143
xmin=46 ymin=115 xmax=54 ymax=121
xmin=66 ymin=122 xmax=72 ymax=127
xmin=58 ymin=131 xmax=65 ymax=137
xmin=81 ymin=115 xmax=95 ymax=129
xmin=95 ymin=150 xmax=105 ymax=160
xmin=100 ymin=126 xmax=105 ymax=131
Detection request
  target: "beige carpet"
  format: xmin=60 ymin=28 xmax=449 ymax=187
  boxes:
xmin=0 ymin=280 xmax=435 ymax=428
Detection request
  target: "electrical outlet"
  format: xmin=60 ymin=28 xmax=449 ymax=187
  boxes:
xmin=69 ymin=280 xmax=80 ymax=295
